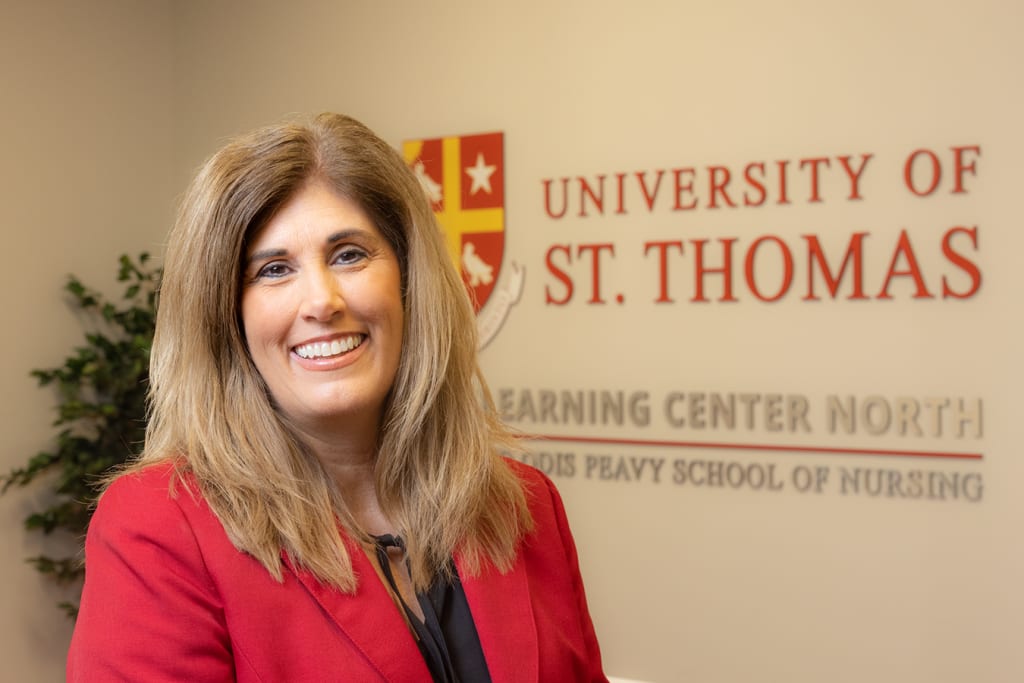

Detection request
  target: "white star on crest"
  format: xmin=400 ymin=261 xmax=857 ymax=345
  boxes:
xmin=413 ymin=161 xmax=443 ymax=203
xmin=465 ymin=153 xmax=497 ymax=195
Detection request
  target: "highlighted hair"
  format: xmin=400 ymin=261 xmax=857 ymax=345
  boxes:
xmin=130 ymin=113 xmax=530 ymax=591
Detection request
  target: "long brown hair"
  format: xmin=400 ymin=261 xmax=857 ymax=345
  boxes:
xmin=132 ymin=113 xmax=531 ymax=591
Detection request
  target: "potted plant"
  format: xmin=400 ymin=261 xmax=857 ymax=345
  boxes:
xmin=1 ymin=253 xmax=159 ymax=617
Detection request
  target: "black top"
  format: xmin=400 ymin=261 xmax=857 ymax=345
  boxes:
xmin=372 ymin=535 xmax=492 ymax=683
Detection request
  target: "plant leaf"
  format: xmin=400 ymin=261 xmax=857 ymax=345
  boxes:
xmin=8 ymin=252 xmax=161 ymax=614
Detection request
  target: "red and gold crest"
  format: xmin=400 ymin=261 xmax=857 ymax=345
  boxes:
xmin=403 ymin=132 xmax=505 ymax=312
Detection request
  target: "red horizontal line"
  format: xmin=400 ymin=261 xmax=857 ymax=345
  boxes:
xmin=524 ymin=434 xmax=983 ymax=460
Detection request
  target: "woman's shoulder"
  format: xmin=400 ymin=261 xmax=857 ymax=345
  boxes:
xmin=94 ymin=460 xmax=207 ymax=531
xmin=102 ymin=459 xmax=190 ymax=501
xmin=501 ymin=456 xmax=565 ymax=516
xmin=505 ymin=455 xmax=570 ymax=490
xmin=502 ymin=455 xmax=548 ymax=485
xmin=86 ymin=460 xmax=238 ymax=578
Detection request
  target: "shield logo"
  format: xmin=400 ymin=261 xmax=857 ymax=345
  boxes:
xmin=403 ymin=132 xmax=505 ymax=312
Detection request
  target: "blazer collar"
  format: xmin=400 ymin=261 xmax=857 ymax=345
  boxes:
xmin=283 ymin=538 xmax=432 ymax=682
xmin=457 ymin=550 xmax=538 ymax=683
xmin=283 ymin=538 xmax=539 ymax=683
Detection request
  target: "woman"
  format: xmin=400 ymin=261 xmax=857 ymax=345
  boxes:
xmin=67 ymin=113 xmax=607 ymax=682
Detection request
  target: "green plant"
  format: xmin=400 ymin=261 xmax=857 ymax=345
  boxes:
xmin=1 ymin=253 xmax=159 ymax=618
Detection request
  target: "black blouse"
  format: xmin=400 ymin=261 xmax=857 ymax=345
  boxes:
xmin=372 ymin=535 xmax=492 ymax=683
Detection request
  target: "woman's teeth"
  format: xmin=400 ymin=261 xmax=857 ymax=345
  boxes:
xmin=295 ymin=335 xmax=363 ymax=359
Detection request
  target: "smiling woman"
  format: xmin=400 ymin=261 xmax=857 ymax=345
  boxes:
xmin=240 ymin=181 xmax=405 ymax=444
xmin=66 ymin=113 xmax=608 ymax=683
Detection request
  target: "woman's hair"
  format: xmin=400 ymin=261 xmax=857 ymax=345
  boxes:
xmin=132 ymin=113 xmax=532 ymax=591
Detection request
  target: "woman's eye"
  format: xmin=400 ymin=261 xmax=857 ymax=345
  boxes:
xmin=255 ymin=262 xmax=291 ymax=279
xmin=334 ymin=247 xmax=367 ymax=265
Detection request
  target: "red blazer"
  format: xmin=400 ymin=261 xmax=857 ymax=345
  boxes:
xmin=67 ymin=460 xmax=607 ymax=682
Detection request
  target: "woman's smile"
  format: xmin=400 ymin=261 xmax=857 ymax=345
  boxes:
xmin=241 ymin=179 xmax=404 ymax=433
xmin=293 ymin=333 xmax=365 ymax=360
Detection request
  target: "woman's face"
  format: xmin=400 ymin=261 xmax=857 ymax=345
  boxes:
xmin=240 ymin=179 xmax=404 ymax=435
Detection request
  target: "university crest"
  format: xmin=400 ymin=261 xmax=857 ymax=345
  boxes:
xmin=403 ymin=131 xmax=523 ymax=348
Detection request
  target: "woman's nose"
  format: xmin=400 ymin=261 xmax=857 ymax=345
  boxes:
xmin=299 ymin=266 xmax=344 ymax=321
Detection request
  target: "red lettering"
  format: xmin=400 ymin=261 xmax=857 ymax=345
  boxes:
xmin=637 ymin=170 xmax=665 ymax=211
xmin=578 ymin=175 xmax=606 ymax=217
xmin=644 ymin=240 xmax=684 ymax=303
xmin=904 ymin=149 xmax=941 ymax=197
xmin=544 ymin=244 xmax=574 ymax=304
xmin=743 ymin=162 xmax=766 ymax=207
xmin=542 ymin=178 xmax=569 ymax=219
xmin=877 ymin=230 xmax=934 ymax=299
xmin=614 ymin=172 xmax=627 ymax=214
xmin=672 ymin=168 xmax=697 ymax=210
xmin=744 ymin=236 xmax=794 ymax=302
xmin=941 ymin=226 xmax=981 ymax=299
xmin=802 ymin=233 xmax=868 ymax=300
xmin=691 ymin=238 xmax=738 ymax=303
xmin=577 ymin=243 xmax=615 ymax=304
xmin=707 ymin=166 xmax=736 ymax=209
xmin=837 ymin=154 xmax=873 ymax=200
xmin=776 ymin=160 xmax=790 ymax=205
xmin=951 ymin=145 xmax=981 ymax=194
xmin=799 ymin=157 xmax=830 ymax=203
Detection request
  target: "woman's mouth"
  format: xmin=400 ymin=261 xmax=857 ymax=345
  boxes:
xmin=294 ymin=334 xmax=365 ymax=360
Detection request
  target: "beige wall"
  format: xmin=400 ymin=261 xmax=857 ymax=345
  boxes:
xmin=4 ymin=1 xmax=1023 ymax=681
xmin=169 ymin=2 xmax=1024 ymax=681
xmin=0 ymin=1 xmax=176 ymax=679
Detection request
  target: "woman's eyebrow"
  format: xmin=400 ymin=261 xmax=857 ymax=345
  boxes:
xmin=246 ymin=228 xmax=375 ymax=265
xmin=246 ymin=247 xmax=287 ymax=266
xmin=325 ymin=228 xmax=368 ymax=245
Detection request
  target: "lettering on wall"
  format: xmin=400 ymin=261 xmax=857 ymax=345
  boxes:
xmin=499 ymin=387 xmax=985 ymax=503
xmin=539 ymin=145 xmax=982 ymax=306
xmin=402 ymin=130 xmax=990 ymax=504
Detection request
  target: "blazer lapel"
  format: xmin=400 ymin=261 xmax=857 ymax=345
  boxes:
xmin=283 ymin=538 xmax=432 ymax=683
xmin=457 ymin=551 xmax=538 ymax=683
